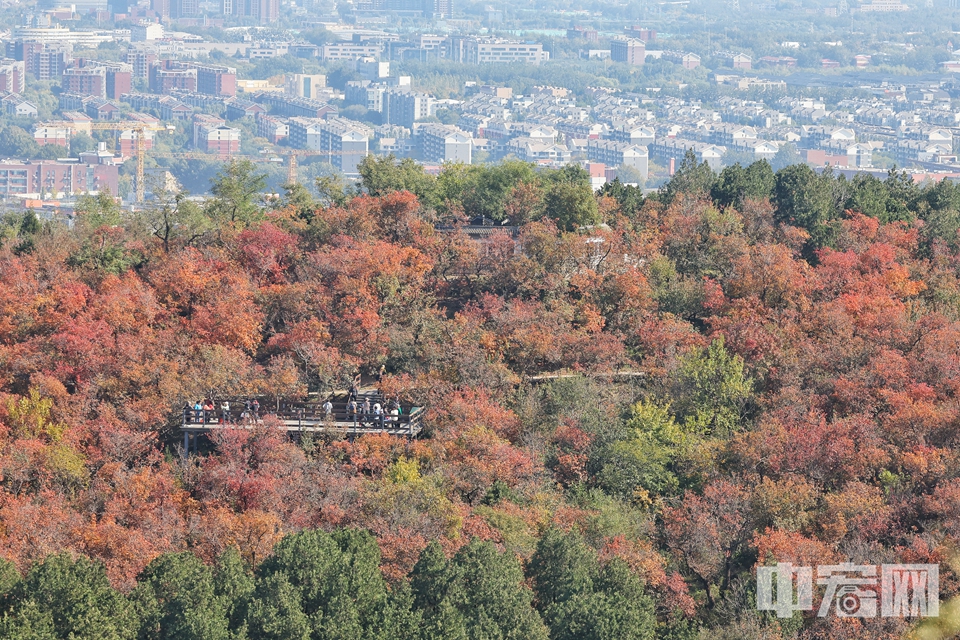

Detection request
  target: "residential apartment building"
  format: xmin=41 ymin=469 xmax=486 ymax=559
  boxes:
xmin=345 ymin=81 xmax=387 ymax=112
xmin=196 ymin=122 xmax=241 ymax=157
xmin=131 ymin=22 xmax=163 ymax=42
xmin=151 ymin=0 xmax=171 ymax=19
xmin=357 ymin=58 xmax=390 ymax=81
xmin=741 ymin=139 xmax=780 ymax=161
xmin=649 ymin=138 xmax=726 ymax=172
xmin=6 ymin=41 xmax=57 ymax=78
xmin=285 ymin=74 xmax=326 ymax=100
xmin=2 ymin=94 xmax=36 ymax=117
xmin=420 ymin=35 xmax=448 ymax=56
xmin=419 ymin=124 xmax=472 ymax=164
xmin=624 ymin=26 xmax=657 ymax=41
xmin=610 ymin=38 xmax=645 ymax=66
xmin=149 ymin=61 xmax=236 ymax=97
xmin=604 ymin=124 xmax=655 ymax=145
xmin=288 ymin=116 xmax=371 ymax=175
xmin=34 ymin=125 xmax=72 ymax=147
xmin=800 ymin=125 xmax=856 ymax=148
xmin=567 ymin=27 xmax=599 ymax=41
xmin=428 ymin=0 xmax=451 ymax=17
xmin=105 ymin=65 xmax=133 ymax=99
xmin=715 ymin=51 xmax=752 ymax=70
xmin=19 ymin=43 xmax=70 ymax=81
xmin=61 ymin=66 xmax=104 ymax=98
xmin=159 ymin=98 xmax=193 ymax=121
xmin=510 ymin=123 xmax=559 ymax=142
xmin=0 ymin=160 xmax=118 ymax=196
xmin=225 ymin=99 xmax=266 ymax=120
xmin=58 ymin=92 xmax=85 ymax=112
xmin=196 ymin=64 xmax=237 ymax=97
xmin=149 ymin=61 xmax=197 ymax=94
xmin=62 ymin=62 xmax=132 ymax=100
xmin=662 ymin=51 xmax=701 ymax=69
xmin=819 ymin=140 xmax=873 ymax=168
xmin=505 ymin=137 xmax=571 ymax=165
xmin=383 ymin=89 xmax=434 ymax=128
xmin=587 ymin=139 xmax=649 ymax=179
xmin=223 ymin=0 xmax=279 ymax=23
xmin=710 ymin=124 xmax=758 ymax=148
xmin=898 ymin=126 xmax=953 ymax=145
xmin=446 ymin=37 xmax=548 ymax=65
xmin=253 ymin=93 xmax=337 ymax=119
xmin=0 ymin=59 xmax=25 ymax=94
xmin=117 ymin=127 xmax=157 ymax=158
xmin=60 ymin=111 xmax=92 ymax=133
xmin=84 ymin=98 xmax=120 ymax=121
xmin=320 ymin=44 xmax=382 ymax=62
xmin=173 ymin=0 xmax=199 ymax=18
xmin=556 ymin=121 xmax=606 ymax=141
xmin=125 ymin=47 xmax=157 ymax=79
xmin=314 ymin=116 xmax=371 ymax=175
xmin=894 ymin=140 xmax=955 ymax=165
xmin=193 ymin=114 xmax=223 ymax=144
xmin=256 ymin=113 xmax=288 ymax=144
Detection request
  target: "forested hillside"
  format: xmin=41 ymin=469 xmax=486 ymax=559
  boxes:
xmin=1 ymin=154 xmax=960 ymax=638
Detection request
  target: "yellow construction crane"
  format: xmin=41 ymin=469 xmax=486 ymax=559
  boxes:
xmin=162 ymin=150 xmax=319 ymax=186
xmin=281 ymin=150 xmax=323 ymax=186
xmin=153 ymin=149 xmax=330 ymax=186
xmin=61 ymin=120 xmax=171 ymax=204
xmin=131 ymin=146 xmax=359 ymax=206
xmin=150 ymin=151 xmax=302 ymax=184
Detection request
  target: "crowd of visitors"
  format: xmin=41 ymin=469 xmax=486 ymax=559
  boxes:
xmin=345 ymin=396 xmax=402 ymax=426
xmin=182 ymin=370 xmax=406 ymax=428
xmin=183 ymin=398 xmax=260 ymax=424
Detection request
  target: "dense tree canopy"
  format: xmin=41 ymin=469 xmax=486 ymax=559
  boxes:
xmin=0 ymin=157 xmax=960 ymax=638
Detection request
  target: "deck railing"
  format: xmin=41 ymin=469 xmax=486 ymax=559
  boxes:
xmin=181 ymin=399 xmax=424 ymax=437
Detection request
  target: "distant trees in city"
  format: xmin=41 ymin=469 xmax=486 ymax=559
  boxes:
xmin=357 ymin=154 xmax=599 ymax=228
xmin=0 ymin=126 xmax=67 ymax=161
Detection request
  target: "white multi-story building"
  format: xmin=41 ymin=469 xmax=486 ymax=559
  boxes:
xmin=419 ymin=124 xmax=472 ymax=164
xmin=447 ymin=37 xmax=549 ymax=65
xmin=800 ymin=125 xmax=856 ymax=149
xmin=894 ymin=140 xmax=955 ymax=165
xmin=345 ymin=81 xmax=387 ymax=112
xmin=284 ymin=74 xmax=326 ymax=100
xmin=131 ymin=22 xmax=164 ymax=42
xmin=289 ymin=116 xmax=371 ymax=175
xmin=383 ymin=90 xmax=434 ymax=128
xmin=321 ymin=44 xmax=382 ymax=62
xmin=506 ymin=137 xmax=571 ymax=165
xmin=587 ymin=139 xmax=649 ymax=179
xmin=604 ymin=124 xmax=655 ymax=145
xmin=649 ymin=138 xmax=726 ymax=172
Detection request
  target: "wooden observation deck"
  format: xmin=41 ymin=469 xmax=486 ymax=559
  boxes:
xmin=180 ymin=395 xmax=424 ymax=455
